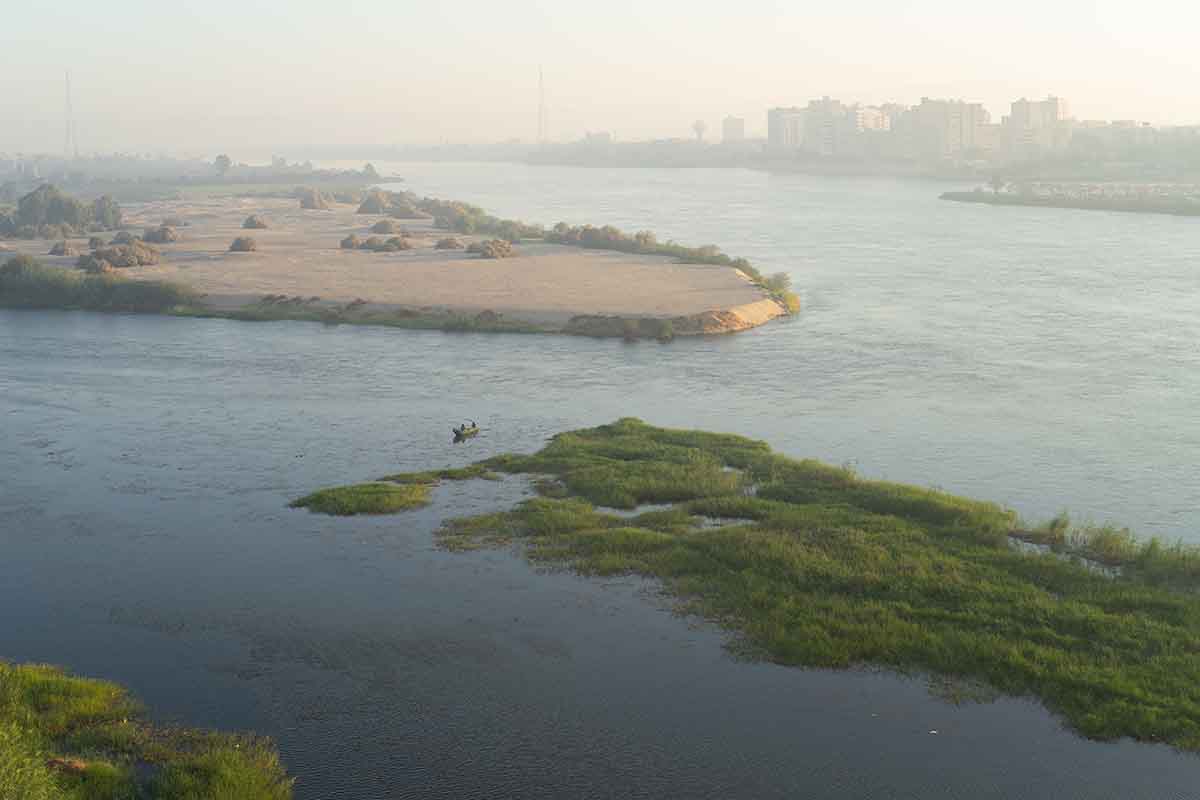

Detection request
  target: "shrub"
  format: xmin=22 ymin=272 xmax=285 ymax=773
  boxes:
xmin=162 ymin=216 xmax=187 ymax=228
xmin=357 ymin=190 xmax=390 ymax=214
xmin=383 ymin=236 xmax=412 ymax=252
xmin=229 ymin=236 xmax=258 ymax=252
xmin=110 ymin=231 xmax=139 ymax=245
xmin=371 ymin=219 xmax=398 ymax=234
xmin=340 ymin=234 xmax=361 ymax=250
xmin=87 ymin=236 xmax=104 ymax=250
xmin=17 ymin=184 xmax=88 ymax=230
xmin=2 ymin=256 xmax=193 ymax=311
xmin=48 ymin=241 xmax=78 ymax=257
xmin=77 ymin=254 xmax=115 ymax=274
xmin=142 ymin=225 xmax=179 ymax=244
xmin=243 ymin=214 xmax=269 ymax=229
xmin=467 ymin=239 xmax=516 ymax=259
xmin=89 ymin=240 xmax=161 ymax=267
xmin=297 ymin=187 xmax=330 ymax=210
xmin=435 ymin=237 xmax=463 ymax=250
xmin=359 ymin=236 xmax=382 ymax=251
xmin=90 ymin=195 xmax=123 ymax=230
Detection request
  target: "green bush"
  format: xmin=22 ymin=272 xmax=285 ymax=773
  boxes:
xmin=1 ymin=256 xmax=193 ymax=311
xmin=466 ymin=239 xmax=516 ymax=259
xmin=229 ymin=237 xmax=257 ymax=252
xmin=243 ymin=215 xmax=269 ymax=230
xmin=143 ymin=226 xmax=179 ymax=244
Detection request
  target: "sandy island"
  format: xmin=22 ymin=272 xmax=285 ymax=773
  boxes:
xmin=17 ymin=196 xmax=786 ymax=336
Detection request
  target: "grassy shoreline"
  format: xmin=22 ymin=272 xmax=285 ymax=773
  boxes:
xmin=294 ymin=418 xmax=1200 ymax=752
xmin=0 ymin=660 xmax=291 ymax=799
xmin=1 ymin=255 xmax=783 ymax=339
xmin=941 ymin=190 xmax=1200 ymax=217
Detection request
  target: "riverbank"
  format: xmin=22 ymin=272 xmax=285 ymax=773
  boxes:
xmin=0 ymin=660 xmax=291 ymax=799
xmin=294 ymin=418 xmax=1200 ymax=753
xmin=941 ymin=190 xmax=1200 ymax=217
xmin=0 ymin=194 xmax=790 ymax=338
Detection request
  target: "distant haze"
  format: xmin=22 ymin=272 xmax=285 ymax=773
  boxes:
xmin=4 ymin=0 xmax=1198 ymax=155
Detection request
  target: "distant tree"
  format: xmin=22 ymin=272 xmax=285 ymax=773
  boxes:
xmin=90 ymin=195 xmax=122 ymax=230
xmin=988 ymin=175 xmax=1007 ymax=195
xmin=214 ymin=154 xmax=232 ymax=176
xmin=363 ymin=163 xmax=380 ymax=180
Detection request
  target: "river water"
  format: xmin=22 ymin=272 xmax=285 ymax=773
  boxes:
xmin=2 ymin=163 xmax=1199 ymax=798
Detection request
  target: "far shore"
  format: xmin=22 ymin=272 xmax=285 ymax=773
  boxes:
xmin=941 ymin=189 xmax=1200 ymax=217
xmin=2 ymin=194 xmax=789 ymax=338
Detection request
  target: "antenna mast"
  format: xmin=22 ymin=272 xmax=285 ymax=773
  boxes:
xmin=64 ymin=71 xmax=78 ymax=159
xmin=538 ymin=67 xmax=546 ymax=146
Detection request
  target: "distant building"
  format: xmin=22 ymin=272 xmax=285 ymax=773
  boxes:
xmin=1005 ymin=97 xmax=1073 ymax=158
xmin=722 ymin=116 xmax=746 ymax=144
xmin=909 ymin=98 xmax=993 ymax=160
xmin=767 ymin=107 xmax=806 ymax=150
xmin=803 ymin=97 xmax=847 ymax=156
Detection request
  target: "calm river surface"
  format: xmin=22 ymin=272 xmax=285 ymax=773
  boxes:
xmin=2 ymin=164 xmax=1199 ymax=798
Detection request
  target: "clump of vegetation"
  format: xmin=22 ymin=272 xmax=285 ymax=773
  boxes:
xmin=357 ymin=189 xmax=429 ymax=219
xmin=340 ymin=234 xmax=361 ymax=250
xmin=435 ymin=237 xmax=463 ymax=250
xmin=326 ymin=418 xmax=1200 ymax=753
xmin=89 ymin=240 xmax=161 ymax=268
xmin=0 ymin=660 xmax=293 ymax=799
xmin=467 ymin=239 xmax=516 ymax=259
xmin=7 ymin=185 xmax=123 ymax=237
xmin=293 ymin=464 xmax=499 ymax=517
xmin=243 ymin=214 xmax=269 ymax=230
xmin=296 ymin=187 xmax=330 ymax=210
xmin=416 ymin=196 xmax=540 ymax=241
xmin=76 ymin=254 xmax=114 ymax=274
xmin=370 ymin=219 xmax=399 ymax=234
xmin=162 ymin=216 xmax=188 ymax=228
xmin=142 ymin=225 xmax=179 ymax=244
xmin=1 ymin=255 xmax=192 ymax=312
xmin=109 ymin=231 xmax=139 ymax=245
xmin=290 ymin=482 xmax=432 ymax=515
xmin=87 ymin=236 xmax=104 ymax=250
xmin=48 ymin=241 xmax=77 ymax=257
xmin=229 ymin=236 xmax=258 ymax=252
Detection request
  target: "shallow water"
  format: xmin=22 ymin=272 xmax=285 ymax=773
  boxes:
xmin=2 ymin=309 xmax=1199 ymax=798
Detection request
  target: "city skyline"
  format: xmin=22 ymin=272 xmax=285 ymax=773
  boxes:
xmin=4 ymin=1 xmax=1200 ymax=153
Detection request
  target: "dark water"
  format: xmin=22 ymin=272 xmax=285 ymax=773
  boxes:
xmin=2 ymin=309 xmax=1198 ymax=799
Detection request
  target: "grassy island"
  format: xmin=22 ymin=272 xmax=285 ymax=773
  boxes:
xmin=0 ymin=661 xmax=291 ymax=799
xmin=295 ymin=419 xmax=1200 ymax=752
xmin=2 ymin=190 xmax=795 ymax=338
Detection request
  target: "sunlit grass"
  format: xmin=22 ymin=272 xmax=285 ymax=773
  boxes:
xmin=0 ymin=661 xmax=292 ymax=799
xmin=290 ymin=482 xmax=431 ymax=515
xmin=334 ymin=417 xmax=1200 ymax=751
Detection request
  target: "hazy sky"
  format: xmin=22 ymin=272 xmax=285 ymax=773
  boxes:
xmin=3 ymin=0 xmax=1198 ymax=156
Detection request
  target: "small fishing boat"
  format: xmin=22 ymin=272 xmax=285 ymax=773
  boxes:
xmin=452 ymin=421 xmax=479 ymax=442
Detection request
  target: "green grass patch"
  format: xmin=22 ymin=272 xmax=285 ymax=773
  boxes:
xmin=0 ymin=661 xmax=292 ymax=799
xmin=0 ymin=256 xmax=196 ymax=313
xmin=290 ymin=482 xmax=431 ymax=515
xmin=322 ymin=417 xmax=1200 ymax=752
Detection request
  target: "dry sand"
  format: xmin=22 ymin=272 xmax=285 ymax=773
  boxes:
xmin=21 ymin=196 xmax=785 ymax=332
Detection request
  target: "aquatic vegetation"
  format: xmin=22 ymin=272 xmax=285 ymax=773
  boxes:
xmin=336 ymin=418 xmax=1200 ymax=752
xmin=294 ymin=464 xmax=501 ymax=517
xmin=0 ymin=256 xmax=194 ymax=312
xmin=0 ymin=660 xmax=292 ymax=799
xmin=290 ymin=482 xmax=431 ymax=515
